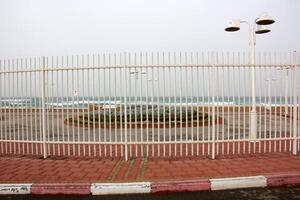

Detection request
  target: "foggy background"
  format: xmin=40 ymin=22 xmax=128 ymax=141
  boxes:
xmin=0 ymin=0 xmax=299 ymax=58
xmin=0 ymin=0 xmax=299 ymax=99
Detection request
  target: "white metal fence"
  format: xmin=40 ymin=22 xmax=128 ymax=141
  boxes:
xmin=0 ymin=52 xmax=299 ymax=160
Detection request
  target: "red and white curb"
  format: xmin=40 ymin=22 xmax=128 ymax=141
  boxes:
xmin=0 ymin=174 xmax=300 ymax=195
xmin=0 ymin=184 xmax=32 ymax=195
xmin=151 ymin=179 xmax=210 ymax=193
xmin=91 ymin=182 xmax=151 ymax=195
xmin=210 ymin=176 xmax=266 ymax=190
xmin=31 ymin=183 xmax=90 ymax=195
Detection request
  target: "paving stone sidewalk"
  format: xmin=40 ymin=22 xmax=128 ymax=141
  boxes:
xmin=0 ymin=153 xmax=299 ymax=183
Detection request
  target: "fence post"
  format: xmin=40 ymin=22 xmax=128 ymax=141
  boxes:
xmin=211 ymin=52 xmax=216 ymax=160
xmin=124 ymin=52 xmax=128 ymax=161
xmin=292 ymin=51 xmax=298 ymax=155
xmin=41 ymin=56 xmax=47 ymax=159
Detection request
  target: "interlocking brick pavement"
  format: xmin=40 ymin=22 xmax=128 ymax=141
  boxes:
xmin=0 ymin=153 xmax=300 ymax=183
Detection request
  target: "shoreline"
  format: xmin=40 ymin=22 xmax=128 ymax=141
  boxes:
xmin=0 ymin=105 xmax=298 ymax=113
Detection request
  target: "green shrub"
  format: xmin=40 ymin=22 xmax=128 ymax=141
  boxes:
xmin=67 ymin=105 xmax=210 ymax=125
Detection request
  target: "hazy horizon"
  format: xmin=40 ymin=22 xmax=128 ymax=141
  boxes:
xmin=0 ymin=0 xmax=300 ymax=59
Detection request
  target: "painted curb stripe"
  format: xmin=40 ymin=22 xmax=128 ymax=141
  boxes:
xmin=267 ymin=174 xmax=300 ymax=187
xmin=0 ymin=184 xmax=32 ymax=195
xmin=3 ymin=174 xmax=300 ymax=195
xmin=91 ymin=182 xmax=151 ymax=195
xmin=151 ymin=179 xmax=210 ymax=193
xmin=210 ymin=176 xmax=267 ymax=191
xmin=30 ymin=183 xmax=91 ymax=195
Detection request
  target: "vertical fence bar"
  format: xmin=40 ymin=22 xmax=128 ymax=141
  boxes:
xmin=4 ymin=60 xmax=6 ymax=153
xmin=33 ymin=58 xmax=37 ymax=155
xmin=231 ymin=53 xmax=236 ymax=155
xmin=283 ymin=53 xmax=288 ymax=152
xmin=151 ymin=52 xmax=154 ymax=157
xmin=289 ymin=53 xmax=293 ymax=152
xmin=119 ymin=53 xmax=124 ymax=157
xmin=174 ymin=53 xmax=177 ymax=157
xmin=20 ymin=59 xmax=24 ymax=154
xmin=221 ymin=53 xmax=225 ymax=155
xmin=202 ymin=52 xmax=206 ymax=156
xmin=292 ymin=51 xmax=298 ymax=155
xmin=139 ymin=52 xmax=144 ymax=157
xmin=71 ymin=55 xmax=75 ymax=156
xmin=162 ymin=52 xmax=166 ymax=157
xmin=92 ymin=54 xmax=96 ymax=157
xmin=114 ymin=54 xmax=118 ymax=157
xmin=1 ymin=60 xmax=5 ymax=153
xmin=179 ymin=52 xmax=183 ymax=157
xmin=108 ymin=54 xmax=113 ymax=158
xmin=128 ymin=53 xmax=132 ymax=158
xmin=12 ymin=59 xmax=16 ymax=154
xmin=76 ymin=55 xmax=80 ymax=156
xmin=5 ymin=60 xmax=8 ymax=154
xmin=41 ymin=56 xmax=47 ymax=159
xmin=278 ymin=53 xmax=283 ymax=152
xmin=263 ymin=53 xmax=267 ymax=153
xmin=226 ymin=52 xmax=230 ymax=154
xmin=86 ymin=55 xmax=90 ymax=157
xmin=168 ymin=52 xmax=172 ymax=157
xmin=184 ymin=52 xmax=188 ymax=157
xmin=145 ymin=53 xmax=149 ymax=157
xmin=50 ymin=56 xmax=54 ymax=156
xmin=190 ymin=52 xmax=194 ymax=156
xmin=242 ymin=53 xmax=246 ymax=154
xmin=134 ymin=52 xmax=138 ymax=158
xmin=237 ymin=53 xmax=241 ymax=154
xmin=156 ymin=53 xmax=160 ymax=157
xmin=267 ymin=58 xmax=272 ymax=152
xmin=0 ymin=60 xmax=2 ymax=154
xmin=55 ymin=56 xmax=59 ymax=156
xmin=217 ymin=53 xmax=220 ymax=155
xmin=124 ymin=52 xmax=128 ymax=161
xmin=45 ymin=57 xmax=50 ymax=156
xmin=273 ymin=54 xmax=278 ymax=153
xmin=61 ymin=56 xmax=65 ymax=156
xmin=257 ymin=53 xmax=262 ymax=153
xmin=196 ymin=53 xmax=200 ymax=157
xmin=14 ymin=59 xmax=18 ymax=154
xmin=211 ymin=52 xmax=216 ymax=159
xmin=66 ymin=56 xmax=70 ymax=156
xmin=81 ymin=55 xmax=85 ymax=157
xmin=103 ymin=54 xmax=107 ymax=157
xmin=207 ymin=53 xmax=211 ymax=156
xmin=248 ymin=53 xmax=252 ymax=153
xmin=97 ymin=54 xmax=101 ymax=157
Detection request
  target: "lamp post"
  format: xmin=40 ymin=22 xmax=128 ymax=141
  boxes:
xmin=225 ymin=13 xmax=275 ymax=141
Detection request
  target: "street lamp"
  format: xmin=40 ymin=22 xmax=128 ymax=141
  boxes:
xmin=225 ymin=13 xmax=275 ymax=141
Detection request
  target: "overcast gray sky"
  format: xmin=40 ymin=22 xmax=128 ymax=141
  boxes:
xmin=0 ymin=0 xmax=299 ymax=59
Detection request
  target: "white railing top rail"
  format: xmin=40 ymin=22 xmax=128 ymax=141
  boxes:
xmin=0 ymin=64 xmax=299 ymax=74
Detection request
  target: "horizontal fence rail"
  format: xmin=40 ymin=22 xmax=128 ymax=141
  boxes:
xmin=0 ymin=52 xmax=299 ymax=160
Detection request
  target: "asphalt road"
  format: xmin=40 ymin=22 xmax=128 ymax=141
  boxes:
xmin=1 ymin=187 xmax=300 ymax=200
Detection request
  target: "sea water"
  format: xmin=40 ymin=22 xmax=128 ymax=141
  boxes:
xmin=0 ymin=96 xmax=295 ymax=108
